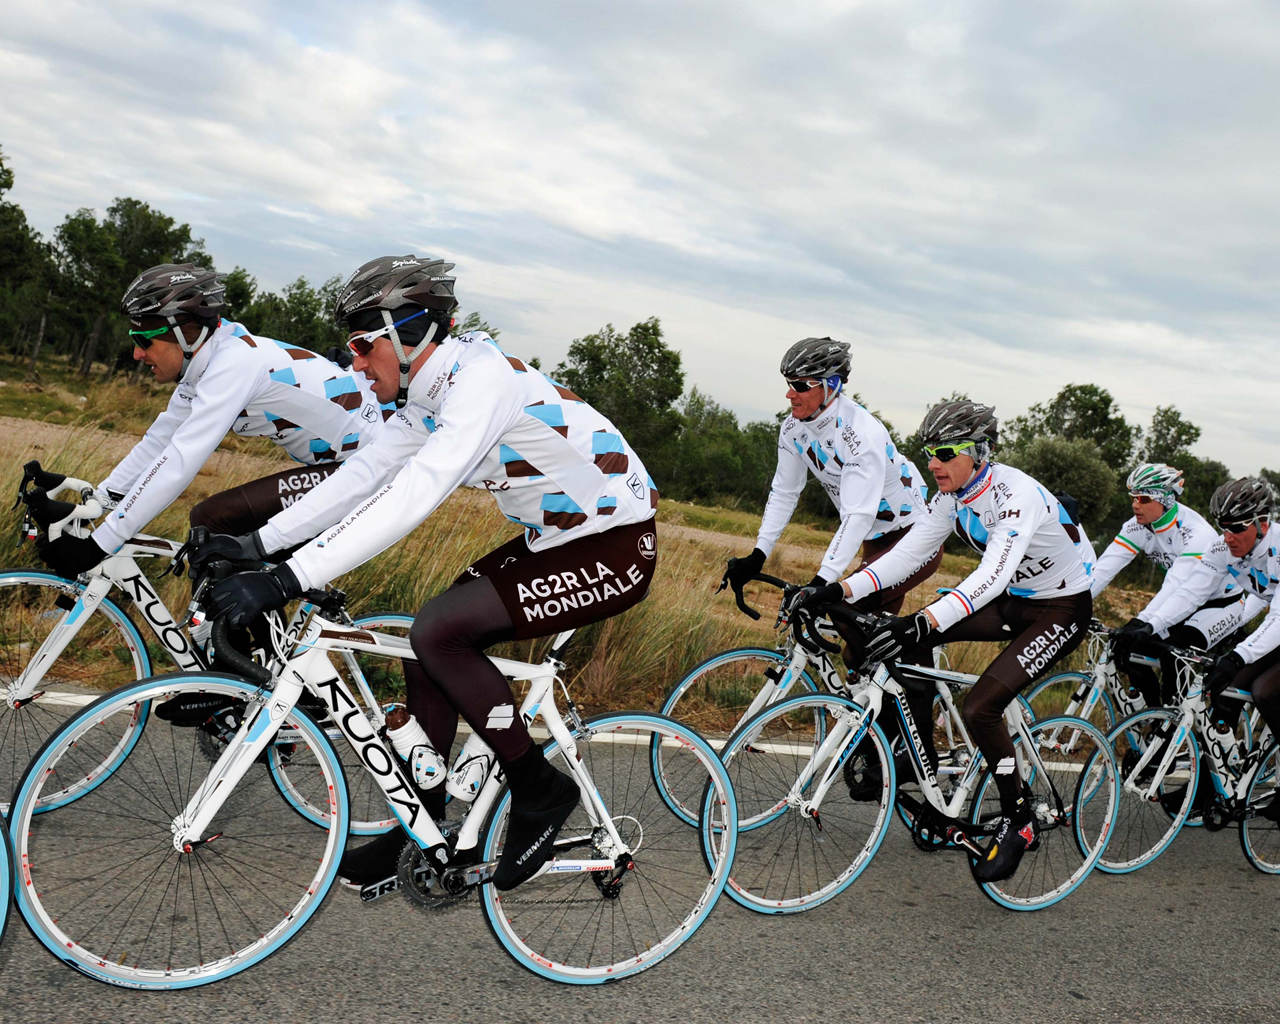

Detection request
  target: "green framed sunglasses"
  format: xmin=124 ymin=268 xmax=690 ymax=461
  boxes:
xmin=923 ymin=440 xmax=977 ymax=463
xmin=128 ymin=325 xmax=173 ymax=348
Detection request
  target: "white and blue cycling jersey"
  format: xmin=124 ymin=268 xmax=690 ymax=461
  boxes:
xmin=1090 ymin=502 xmax=1243 ymax=638
xmin=94 ymin=319 xmax=385 ymax=552
xmin=258 ymin=331 xmax=657 ymax=590
xmin=1195 ymin=523 xmax=1280 ymax=664
xmin=843 ymin=462 xmax=1092 ymax=632
xmin=755 ymin=394 xmax=928 ymax=581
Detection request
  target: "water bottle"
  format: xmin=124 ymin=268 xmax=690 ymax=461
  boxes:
xmin=384 ymin=707 xmax=446 ymax=790
xmin=447 ymin=732 xmax=496 ymax=802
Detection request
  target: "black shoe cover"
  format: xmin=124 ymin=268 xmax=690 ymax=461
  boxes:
xmin=155 ymin=693 xmax=244 ymax=726
xmin=493 ymin=749 xmax=580 ymax=891
xmin=338 ymin=828 xmax=408 ymax=887
xmin=973 ymin=814 xmax=1038 ymax=884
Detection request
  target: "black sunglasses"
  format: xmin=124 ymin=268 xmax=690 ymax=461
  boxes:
xmin=1220 ymin=521 xmax=1254 ymax=535
xmin=786 ymin=378 xmax=824 ymax=394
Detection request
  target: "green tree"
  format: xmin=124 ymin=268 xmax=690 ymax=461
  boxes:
xmin=0 ymin=146 xmax=55 ymax=363
xmin=1002 ymin=435 xmax=1120 ymax=538
xmin=1004 ymin=384 xmax=1139 ymax=470
xmin=553 ymin=318 xmax=684 ymax=477
xmin=1138 ymin=405 xmax=1201 ymax=466
xmin=452 ymin=311 xmax=500 ymax=339
xmin=53 ymin=209 xmax=123 ymax=377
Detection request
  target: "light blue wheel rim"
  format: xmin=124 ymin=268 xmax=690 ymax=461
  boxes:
xmin=9 ymin=673 xmax=349 ymax=990
xmin=479 ymin=711 xmax=736 ymax=984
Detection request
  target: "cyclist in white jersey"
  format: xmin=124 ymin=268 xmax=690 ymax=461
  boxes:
xmin=1187 ymin=480 xmax=1280 ymax=818
xmin=1092 ymin=463 xmax=1246 ymax=707
xmin=833 ymin=400 xmax=1093 ymax=882
xmin=723 ymin=338 xmax=938 ymax=655
xmin=37 ymin=263 xmax=385 ymax=581
xmin=202 ymin=255 xmax=659 ymax=890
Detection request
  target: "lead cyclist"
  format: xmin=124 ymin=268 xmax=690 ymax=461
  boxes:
xmin=817 ymin=399 xmax=1094 ymax=882
xmin=202 ymin=254 xmax=659 ymax=891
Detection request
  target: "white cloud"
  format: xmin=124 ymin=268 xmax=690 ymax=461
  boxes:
xmin=2 ymin=0 xmax=1277 ymax=474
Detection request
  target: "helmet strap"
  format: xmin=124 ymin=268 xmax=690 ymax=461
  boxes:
xmin=803 ymin=376 xmax=843 ymax=422
xmin=382 ymin=309 xmax=442 ymax=409
xmin=169 ymin=316 xmax=213 ymax=380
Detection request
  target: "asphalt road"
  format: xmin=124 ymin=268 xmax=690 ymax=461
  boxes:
xmin=2 ymin=815 xmax=1278 ymax=1024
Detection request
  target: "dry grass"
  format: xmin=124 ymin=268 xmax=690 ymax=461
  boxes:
xmin=0 ymin=419 xmax=1155 ymax=712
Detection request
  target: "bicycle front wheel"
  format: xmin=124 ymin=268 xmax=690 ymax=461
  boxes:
xmin=718 ymin=693 xmax=895 ymax=913
xmin=969 ymin=714 xmax=1119 ymax=911
xmin=0 ymin=804 xmax=12 ymax=946
xmin=656 ymin=647 xmax=819 ymax=825
xmin=1240 ymin=739 xmax=1280 ymax=873
xmin=9 ymin=674 xmax=349 ymax=989
xmin=0 ymin=570 xmax=152 ymax=814
xmin=479 ymin=712 xmax=736 ymax=984
xmin=1100 ymin=708 xmax=1200 ymax=873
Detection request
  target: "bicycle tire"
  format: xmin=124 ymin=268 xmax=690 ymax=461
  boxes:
xmin=967 ymin=714 xmax=1119 ymax=911
xmin=656 ymin=646 xmax=819 ymax=825
xmin=1240 ymin=738 xmax=1280 ymax=874
xmin=1023 ymin=670 xmax=1116 ymax=732
xmin=478 ymin=711 xmax=736 ymax=984
xmin=9 ymin=672 xmax=349 ymax=989
xmin=717 ymin=692 xmax=895 ymax=913
xmin=0 ymin=570 xmax=151 ymax=815
xmin=1098 ymin=708 xmax=1200 ymax=873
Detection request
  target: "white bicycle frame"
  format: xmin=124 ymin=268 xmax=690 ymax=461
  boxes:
xmin=1120 ymin=653 xmax=1274 ymax=807
xmin=6 ymin=474 xmax=391 ymax=725
xmin=172 ymin=611 xmax=636 ymax=881
xmin=777 ymin=663 xmax=1045 ymax=844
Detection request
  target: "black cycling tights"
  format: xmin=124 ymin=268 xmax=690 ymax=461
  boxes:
xmin=904 ymin=591 xmax=1093 ymax=815
xmin=403 ymin=578 xmax=531 ymax=765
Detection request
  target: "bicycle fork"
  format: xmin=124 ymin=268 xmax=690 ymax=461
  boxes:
xmin=5 ymin=572 xmax=112 ymax=707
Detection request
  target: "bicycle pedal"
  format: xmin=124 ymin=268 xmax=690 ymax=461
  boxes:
xmin=358 ymin=874 xmax=400 ymax=902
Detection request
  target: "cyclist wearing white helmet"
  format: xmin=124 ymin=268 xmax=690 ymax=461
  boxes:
xmin=724 ymin=337 xmax=938 ymax=650
xmin=201 ymin=254 xmax=659 ymax=890
xmin=37 ymin=263 xmax=386 ymax=582
xmin=834 ymin=399 xmax=1094 ymax=882
xmin=1093 ymin=463 xmax=1247 ymax=708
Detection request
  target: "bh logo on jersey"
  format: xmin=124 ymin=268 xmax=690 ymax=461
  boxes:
xmin=637 ymin=533 xmax=656 ymax=560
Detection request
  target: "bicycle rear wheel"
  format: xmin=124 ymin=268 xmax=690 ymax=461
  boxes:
xmin=0 ymin=806 xmax=12 ymax=946
xmin=968 ymin=714 xmax=1118 ymax=910
xmin=479 ymin=712 xmax=736 ymax=983
xmin=718 ymin=693 xmax=895 ymax=913
xmin=1024 ymin=671 xmax=1116 ymax=732
xmin=0 ymin=571 xmax=151 ymax=815
xmin=1099 ymin=708 xmax=1199 ymax=873
xmin=9 ymin=675 xmax=349 ymax=989
xmin=1240 ymin=739 xmax=1280 ymax=873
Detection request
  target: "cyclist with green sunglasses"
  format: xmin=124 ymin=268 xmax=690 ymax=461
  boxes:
xmin=37 ymin=263 xmax=387 ymax=584
xmin=835 ymin=398 xmax=1094 ymax=882
xmin=723 ymin=336 xmax=937 ymax=633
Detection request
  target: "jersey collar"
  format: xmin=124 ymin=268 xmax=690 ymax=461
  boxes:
xmin=1149 ymin=503 xmax=1179 ymax=533
xmin=957 ymin=461 xmax=992 ymax=505
xmin=176 ymin=319 xmax=230 ymax=385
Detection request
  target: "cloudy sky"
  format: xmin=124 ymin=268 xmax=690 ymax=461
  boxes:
xmin=3 ymin=1 xmax=1277 ymax=472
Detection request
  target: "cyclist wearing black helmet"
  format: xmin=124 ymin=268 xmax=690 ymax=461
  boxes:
xmin=724 ymin=337 xmax=937 ymax=632
xmin=37 ymin=263 xmax=385 ymax=582
xmin=836 ymin=399 xmax=1093 ymax=882
xmin=1191 ymin=479 xmax=1280 ymax=809
xmin=201 ymin=255 xmax=659 ymax=891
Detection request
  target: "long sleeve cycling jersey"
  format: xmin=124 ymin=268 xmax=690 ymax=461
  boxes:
xmin=1089 ymin=503 xmax=1240 ymax=634
xmin=92 ymin=320 xmax=385 ymax=553
xmin=755 ymin=395 xmax=927 ymax=581
xmin=265 ymin=332 xmax=656 ymax=591
xmin=1198 ymin=524 xmax=1280 ymax=664
xmin=843 ymin=462 xmax=1090 ymax=632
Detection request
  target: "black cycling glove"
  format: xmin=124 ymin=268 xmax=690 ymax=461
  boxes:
xmin=723 ymin=548 xmax=766 ymax=592
xmin=206 ymin=564 xmax=303 ymax=630
xmin=865 ymin=612 xmax=932 ymax=663
xmin=38 ymin=533 xmax=107 ymax=579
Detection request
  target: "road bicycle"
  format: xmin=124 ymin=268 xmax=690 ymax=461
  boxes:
xmin=656 ymin=572 xmax=1034 ymax=835
xmin=703 ymin=596 xmax=1119 ymax=913
xmin=1101 ymin=638 xmax=1280 ymax=875
xmin=1 ymin=462 xmax=407 ymax=832
xmin=8 ymin=576 xmax=738 ymax=988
